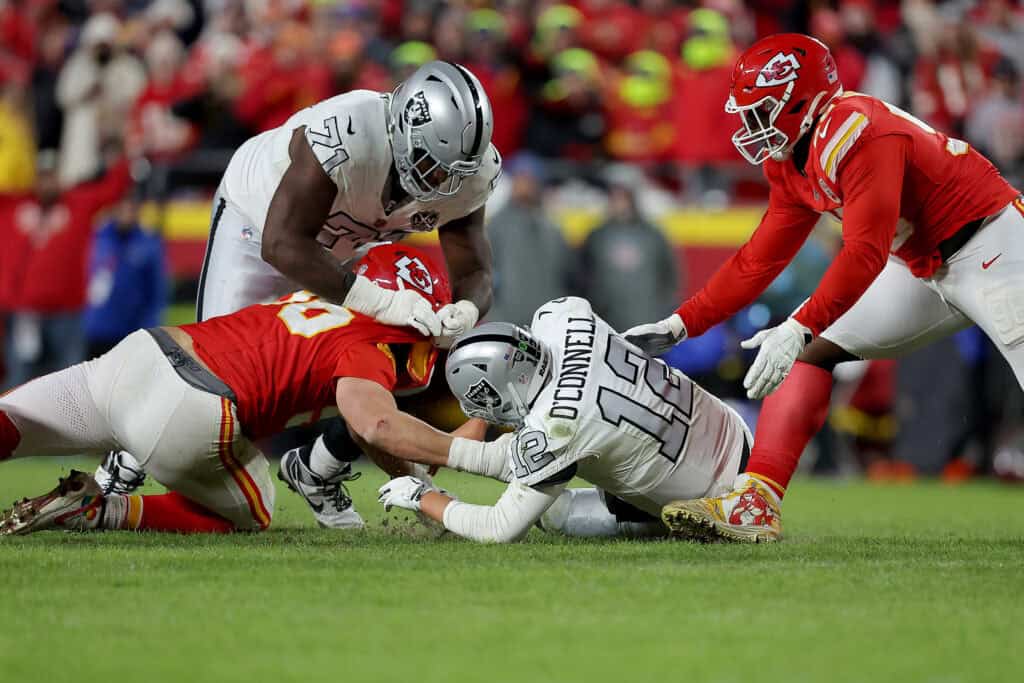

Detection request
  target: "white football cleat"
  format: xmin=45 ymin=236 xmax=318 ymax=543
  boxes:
xmin=278 ymin=446 xmax=365 ymax=529
xmin=95 ymin=451 xmax=146 ymax=495
xmin=1 ymin=470 xmax=106 ymax=535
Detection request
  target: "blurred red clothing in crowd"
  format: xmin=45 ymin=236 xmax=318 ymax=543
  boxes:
xmin=129 ymin=74 xmax=202 ymax=160
xmin=577 ymin=0 xmax=643 ymax=63
xmin=234 ymin=24 xmax=332 ymax=132
xmin=0 ymin=161 xmax=130 ymax=314
xmin=467 ymin=61 xmax=528 ymax=156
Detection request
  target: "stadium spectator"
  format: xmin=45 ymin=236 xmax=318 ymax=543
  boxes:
xmin=83 ymin=191 xmax=167 ymax=358
xmin=389 ymin=40 xmax=437 ymax=83
xmin=0 ymin=84 xmax=35 ymax=194
xmin=810 ymin=7 xmax=866 ymax=91
xmin=838 ymin=0 xmax=902 ymax=105
xmin=910 ymin=18 xmax=1000 ymax=136
xmin=464 ymin=9 xmax=528 ymax=156
xmin=604 ymin=50 xmax=676 ymax=163
xmin=55 ymin=12 xmax=145 ymax=186
xmin=578 ymin=0 xmax=642 ymax=63
xmin=324 ymin=30 xmax=391 ymax=95
xmin=966 ymin=58 xmax=1024 ymax=187
xmin=975 ymin=0 xmax=1024 ymax=77
xmin=673 ymin=8 xmax=739 ymax=204
xmin=128 ymin=30 xmax=199 ymax=161
xmin=576 ymin=172 xmax=679 ymax=333
xmin=234 ymin=21 xmax=330 ymax=132
xmin=0 ymin=149 xmax=131 ymax=389
xmin=484 ymin=154 xmax=573 ymax=327
xmin=30 ymin=18 xmax=70 ymax=153
xmin=528 ymin=47 xmax=605 ymax=160
xmin=636 ymin=0 xmax=690 ymax=58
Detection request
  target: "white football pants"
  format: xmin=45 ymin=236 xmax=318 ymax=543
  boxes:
xmin=5 ymin=331 xmax=275 ymax=530
xmin=823 ymin=198 xmax=1024 ymax=387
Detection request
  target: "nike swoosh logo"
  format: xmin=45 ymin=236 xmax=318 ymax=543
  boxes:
xmin=982 ymin=254 xmax=1002 ymax=269
xmin=818 ymin=123 xmax=829 ymax=139
xmin=347 ymin=117 xmax=354 ymax=136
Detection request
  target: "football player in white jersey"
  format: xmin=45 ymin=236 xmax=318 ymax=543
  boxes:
xmin=347 ymin=297 xmax=752 ymax=542
xmin=96 ymin=61 xmax=503 ymax=528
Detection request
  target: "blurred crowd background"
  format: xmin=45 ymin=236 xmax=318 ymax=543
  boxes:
xmin=2 ymin=0 xmax=1024 ymax=482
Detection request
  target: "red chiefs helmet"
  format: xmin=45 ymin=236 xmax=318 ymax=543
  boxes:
xmin=726 ymin=33 xmax=842 ymax=164
xmin=355 ymin=243 xmax=452 ymax=312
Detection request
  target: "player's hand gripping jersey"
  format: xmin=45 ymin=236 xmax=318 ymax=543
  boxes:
xmin=181 ymin=292 xmax=439 ymax=441
xmin=438 ymin=298 xmax=750 ymax=542
xmin=680 ymin=91 xmax=1019 ymax=338
xmin=220 ymin=90 xmax=502 ymax=264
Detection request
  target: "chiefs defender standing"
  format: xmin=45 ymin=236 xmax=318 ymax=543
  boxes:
xmin=0 ymin=245 xmax=468 ymax=535
xmin=624 ymin=34 xmax=1023 ymax=542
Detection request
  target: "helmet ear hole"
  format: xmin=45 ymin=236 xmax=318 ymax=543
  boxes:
xmin=788 ymin=99 xmax=806 ymax=115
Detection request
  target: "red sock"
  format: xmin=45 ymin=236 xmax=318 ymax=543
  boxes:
xmin=127 ymin=492 xmax=234 ymax=533
xmin=0 ymin=410 xmax=20 ymax=461
xmin=746 ymin=361 xmax=833 ymax=499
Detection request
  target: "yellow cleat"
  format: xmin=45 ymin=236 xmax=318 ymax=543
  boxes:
xmin=662 ymin=474 xmax=783 ymax=543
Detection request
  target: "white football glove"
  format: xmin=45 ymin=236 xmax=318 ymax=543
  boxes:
xmin=343 ymin=275 xmax=442 ymax=337
xmin=740 ymin=317 xmax=812 ymax=400
xmin=377 ymin=476 xmax=434 ymax=512
xmin=434 ymin=300 xmax=479 ymax=349
xmin=623 ymin=313 xmax=686 ymax=356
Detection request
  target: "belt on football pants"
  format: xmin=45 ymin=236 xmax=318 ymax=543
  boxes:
xmin=938 ymin=205 xmax=1007 ymax=262
xmin=145 ymin=327 xmax=238 ymax=404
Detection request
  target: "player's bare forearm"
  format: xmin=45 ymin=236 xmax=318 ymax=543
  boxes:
xmin=336 ymin=378 xmax=454 ymax=467
xmin=452 ymin=417 xmax=489 ymax=441
xmin=439 ymin=207 xmax=494 ymax=315
xmin=419 ymin=491 xmax=455 ymax=523
xmin=261 ymin=128 xmax=356 ymax=303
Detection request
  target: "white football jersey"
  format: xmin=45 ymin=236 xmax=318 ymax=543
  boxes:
xmin=509 ymin=297 xmax=750 ymax=516
xmin=220 ymin=90 xmax=502 ymax=263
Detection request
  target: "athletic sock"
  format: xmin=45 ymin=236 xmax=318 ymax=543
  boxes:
xmin=0 ymin=410 xmax=20 ymax=460
xmin=745 ymin=361 xmax=833 ymax=499
xmin=306 ymin=435 xmax=348 ymax=480
xmin=103 ymin=492 xmax=233 ymax=533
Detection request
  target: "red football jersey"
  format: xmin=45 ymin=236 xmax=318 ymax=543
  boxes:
xmin=679 ymin=92 xmax=1019 ymax=337
xmin=180 ymin=291 xmax=438 ymax=440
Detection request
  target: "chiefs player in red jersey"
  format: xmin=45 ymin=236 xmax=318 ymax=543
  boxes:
xmin=624 ymin=34 xmax=1024 ymax=543
xmin=0 ymin=244 xmax=476 ymax=535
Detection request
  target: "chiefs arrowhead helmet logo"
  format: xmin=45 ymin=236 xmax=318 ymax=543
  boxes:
xmin=756 ymin=52 xmax=801 ymax=88
xmin=394 ymin=254 xmax=434 ymax=295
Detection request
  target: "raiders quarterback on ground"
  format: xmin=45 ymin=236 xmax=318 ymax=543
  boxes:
xmin=370 ymin=297 xmax=752 ymax=542
xmin=97 ymin=61 xmax=502 ymax=529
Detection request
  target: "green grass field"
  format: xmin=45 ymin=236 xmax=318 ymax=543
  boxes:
xmin=0 ymin=458 xmax=1021 ymax=683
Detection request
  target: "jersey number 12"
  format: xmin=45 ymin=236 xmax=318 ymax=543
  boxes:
xmin=597 ymin=334 xmax=694 ymax=463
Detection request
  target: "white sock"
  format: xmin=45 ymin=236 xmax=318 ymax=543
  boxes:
xmin=307 ymin=435 xmax=347 ymax=480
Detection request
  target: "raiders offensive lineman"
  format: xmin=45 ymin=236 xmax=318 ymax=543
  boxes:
xmin=371 ymin=297 xmax=752 ymax=542
xmin=97 ymin=61 xmax=502 ymax=529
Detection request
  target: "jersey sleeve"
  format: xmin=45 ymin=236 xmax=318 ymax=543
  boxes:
xmin=792 ymin=135 xmax=909 ymax=335
xmin=333 ymin=341 xmax=398 ymax=391
xmin=441 ymin=478 xmax=567 ymax=543
xmin=676 ymin=187 xmax=819 ymax=337
xmin=304 ymin=113 xmax=352 ymax=186
xmin=507 ymin=411 xmax=581 ymax=487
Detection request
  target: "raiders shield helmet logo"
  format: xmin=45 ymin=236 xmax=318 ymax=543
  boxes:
xmin=405 ymin=91 xmax=432 ymax=127
xmin=394 ymin=254 xmax=434 ymax=295
xmin=464 ymin=378 xmax=502 ymax=411
xmin=756 ymin=52 xmax=801 ymax=87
